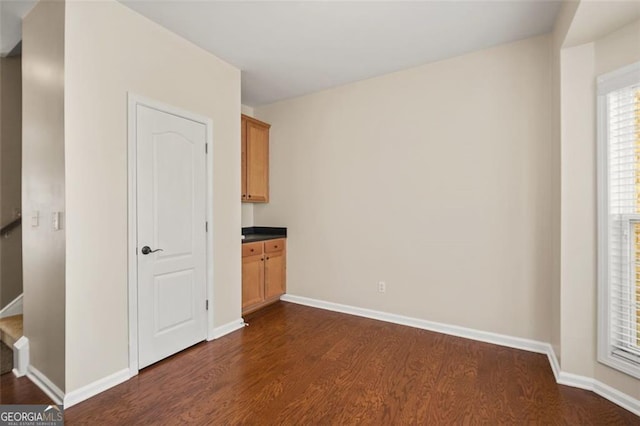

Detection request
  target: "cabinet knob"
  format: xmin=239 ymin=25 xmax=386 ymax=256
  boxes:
xmin=274 ymin=245 xmax=278 ymax=248
xmin=250 ymin=249 xmax=254 ymax=252
xmin=248 ymin=195 xmax=252 ymax=198
xmin=266 ymin=257 xmax=270 ymax=260
xmin=261 ymin=258 xmax=264 ymax=261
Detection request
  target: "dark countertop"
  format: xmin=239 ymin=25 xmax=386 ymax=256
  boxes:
xmin=242 ymin=234 xmax=284 ymax=243
xmin=242 ymin=226 xmax=287 ymax=244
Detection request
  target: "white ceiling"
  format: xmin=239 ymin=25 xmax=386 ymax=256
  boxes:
xmin=1 ymin=1 xmax=563 ymax=105
xmin=121 ymin=1 xmax=563 ymax=106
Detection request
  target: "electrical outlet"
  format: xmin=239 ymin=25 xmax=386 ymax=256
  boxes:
xmin=378 ymin=281 xmax=386 ymax=293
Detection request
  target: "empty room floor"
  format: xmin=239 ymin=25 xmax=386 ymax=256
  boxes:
xmin=2 ymin=302 xmax=638 ymax=424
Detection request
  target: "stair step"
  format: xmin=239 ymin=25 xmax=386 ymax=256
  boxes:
xmin=0 ymin=314 xmax=23 ymax=348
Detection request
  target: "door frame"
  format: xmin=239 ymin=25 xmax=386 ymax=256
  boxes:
xmin=127 ymin=93 xmax=214 ymax=377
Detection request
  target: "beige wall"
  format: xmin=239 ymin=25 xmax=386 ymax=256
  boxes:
xmin=1 ymin=58 xmax=3 ymax=311
xmin=0 ymin=56 xmax=23 ymax=309
xmin=64 ymin=0 xmax=241 ymax=392
xmin=22 ymin=0 xmax=66 ymax=390
xmin=241 ymin=201 xmax=254 ymax=227
xmin=18 ymin=0 xmax=639 ymax=405
xmin=255 ymin=35 xmax=554 ymax=342
xmin=559 ymin=41 xmax=596 ymax=377
xmin=559 ymin=18 xmax=640 ymax=399
xmin=549 ymin=0 xmax=579 ymax=364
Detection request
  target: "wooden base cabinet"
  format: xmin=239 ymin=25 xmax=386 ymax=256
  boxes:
xmin=242 ymin=253 xmax=264 ymax=309
xmin=242 ymin=239 xmax=286 ymax=315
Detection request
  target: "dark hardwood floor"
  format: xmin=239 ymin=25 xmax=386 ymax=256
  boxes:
xmin=1 ymin=371 xmax=53 ymax=405
xmin=2 ymin=301 xmax=639 ymax=424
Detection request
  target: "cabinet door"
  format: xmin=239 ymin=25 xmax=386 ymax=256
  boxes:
xmin=246 ymin=120 xmax=269 ymax=202
xmin=242 ymin=253 xmax=264 ymax=309
xmin=241 ymin=116 xmax=247 ymax=201
xmin=264 ymin=249 xmax=286 ymax=300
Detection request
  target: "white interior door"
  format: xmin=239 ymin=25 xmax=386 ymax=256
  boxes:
xmin=136 ymin=104 xmax=207 ymax=369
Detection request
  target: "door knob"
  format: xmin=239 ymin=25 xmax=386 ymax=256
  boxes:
xmin=141 ymin=246 xmax=163 ymax=255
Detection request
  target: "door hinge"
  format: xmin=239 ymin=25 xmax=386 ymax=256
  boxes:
xmin=206 ymin=221 xmax=208 ymax=232
xmin=205 ymin=143 xmax=208 ymax=154
xmin=206 ymin=300 xmax=209 ymax=310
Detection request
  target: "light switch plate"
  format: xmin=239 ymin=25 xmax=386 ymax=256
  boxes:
xmin=52 ymin=212 xmax=61 ymax=231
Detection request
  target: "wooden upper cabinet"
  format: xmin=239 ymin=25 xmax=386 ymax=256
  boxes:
xmin=241 ymin=114 xmax=270 ymax=203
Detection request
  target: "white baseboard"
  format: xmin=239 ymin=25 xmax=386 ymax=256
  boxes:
xmin=64 ymin=318 xmax=244 ymax=408
xmin=0 ymin=293 xmax=23 ymax=318
xmin=208 ymin=318 xmax=245 ymax=341
xmin=21 ymin=294 xmax=637 ymax=416
xmin=547 ymin=346 xmax=561 ymax=382
xmin=556 ymin=371 xmax=640 ymax=416
xmin=557 ymin=371 xmax=595 ymax=391
xmin=281 ymin=294 xmax=550 ymax=354
xmin=281 ymin=294 xmax=640 ymax=418
xmin=64 ymin=368 xmax=129 ymax=408
xmin=594 ymin=380 xmax=640 ymax=417
xmin=59 ymin=319 xmax=245 ymax=408
xmin=27 ymin=365 xmax=64 ymax=405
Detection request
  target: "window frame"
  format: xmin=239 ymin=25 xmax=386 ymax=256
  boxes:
xmin=597 ymin=60 xmax=640 ymax=379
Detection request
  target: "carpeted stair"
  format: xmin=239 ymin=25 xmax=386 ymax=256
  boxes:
xmin=1 ymin=341 xmax=12 ymax=374
xmin=0 ymin=314 xmax=23 ymax=375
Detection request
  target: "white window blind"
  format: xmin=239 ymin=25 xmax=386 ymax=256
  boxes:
xmin=598 ymin=62 xmax=640 ymax=378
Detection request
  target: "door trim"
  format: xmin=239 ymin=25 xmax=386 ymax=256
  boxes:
xmin=127 ymin=93 xmax=214 ymax=377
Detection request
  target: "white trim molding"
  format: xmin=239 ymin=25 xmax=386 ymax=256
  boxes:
xmin=60 ymin=317 xmax=244 ymax=409
xmin=281 ymin=295 xmax=551 ymax=354
xmin=594 ymin=380 xmax=640 ymax=417
xmin=0 ymin=293 xmax=23 ymax=318
xmin=126 ymin=92 xmax=140 ymax=376
xmin=557 ymin=371 xmax=596 ymax=391
xmin=547 ymin=345 xmax=561 ymax=382
xmin=596 ymin=60 xmax=640 ymax=380
xmin=64 ymin=368 xmax=130 ymax=408
xmin=281 ymin=294 xmax=640 ymax=417
xmin=596 ymin=60 xmax=640 ymax=95
xmin=208 ymin=318 xmax=246 ymax=341
xmin=17 ymin=292 xmax=638 ymax=415
xmin=12 ymin=336 xmax=29 ymax=377
xmin=27 ymin=365 xmax=64 ymax=405
xmin=557 ymin=371 xmax=640 ymax=417
xmin=127 ymin=93 xmax=215 ymax=376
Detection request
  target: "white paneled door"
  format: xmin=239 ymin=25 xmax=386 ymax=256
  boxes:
xmin=136 ymin=104 xmax=207 ymax=369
